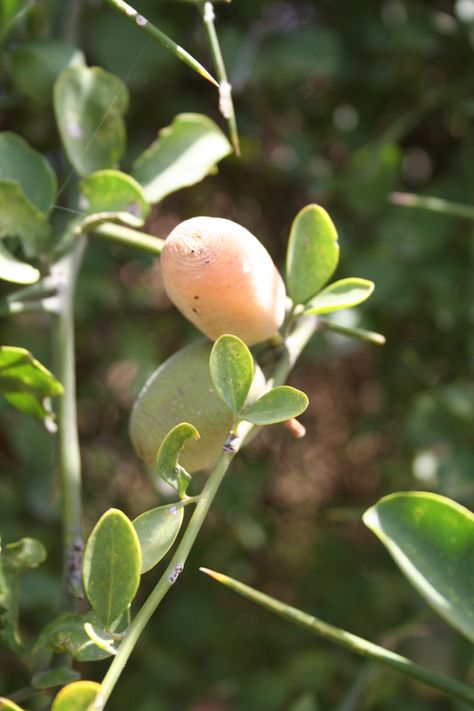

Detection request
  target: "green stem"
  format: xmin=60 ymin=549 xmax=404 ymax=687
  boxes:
xmin=52 ymin=237 xmax=87 ymax=609
xmin=95 ymin=316 xmax=318 ymax=708
xmin=199 ymin=2 xmax=240 ymax=155
xmin=390 ymin=192 xmax=474 ymax=221
xmin=104 ymin=0 xmax=218 ymax=86
xmin=200 ymin=570 xmax=474 ymax=707
xmin=93 ymin=222 xmax=164 ymax=255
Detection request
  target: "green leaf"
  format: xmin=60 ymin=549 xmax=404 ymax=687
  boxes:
xmin=155 ymin=422 xmax=200 ymax=497
xmin=31 ymin=667 xmax=80 ymax=691
xmin=0 ymin=536 xmax=47 ymax=654
xmin=210 ymin=335 xmax=254 ymax=413
xmin=0 ymin=132 xmax=57 ymax=213
xmin=33 ymin=610 xmax=126 ymax=662
xmin=132 ymin=113 xmax=231 ymax=204
xmin=0 ymin=180 xmax=51 ymax=257
xmin=11 ymin=41 xmax=85 ymax=106
xmin=0 ymin=346 xmax=63 ymax=421
xmin=51 ymin=681 xmax=101 ymax=711
xmin=305 ymin=278 xmax=375 ymax=315
xmin=54 ymin=64 xmax=129 ymax=176
xmin=0 ymin=698 xmax=26 ymax=711
xmin=286 ymin=204 xmax=339 ymax=305
xmin=242 ymin=386 xmax=308 ymax=425
xmin=82 ymin=508 xmax=141 ymax=628
xmin=363 ymin=492 xmax=474 ymax=642
xmin=134 ymin=503 xmax=185 ymax=574
xmin=0 ymin=242 xmax=39 ymax=284
xmin=80 ymin=169 xmax=149 ymax=224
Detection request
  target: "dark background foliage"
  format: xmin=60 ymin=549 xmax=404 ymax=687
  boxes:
xmin=1 ymin=0 xmax=473 ymax=708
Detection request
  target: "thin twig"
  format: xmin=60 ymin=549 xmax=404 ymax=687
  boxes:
xmin=390 ymin=192 xmax=474 ymax=221
xmin=104 ymin=0 xmax=218 ymax=86
xmin=200 ymin=569 xmax=474 ymax=707
xmin=199 ymin=1 xmax=240 ymax=155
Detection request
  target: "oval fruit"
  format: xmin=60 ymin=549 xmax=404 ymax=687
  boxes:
xmin=160 ymin=216 xmax=286 ymax=345
xmin=130 ymin=340 xmax=265 ymax=473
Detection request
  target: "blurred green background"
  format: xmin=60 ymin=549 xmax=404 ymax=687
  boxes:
xmin=1 ymin=0 xmax=474 ymax=708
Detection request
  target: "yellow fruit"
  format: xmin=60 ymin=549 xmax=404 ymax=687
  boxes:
xmin=129 ymin=340 xmax=265 ymax=473
xmin=160 ymin=216 xmax=286 ymax=345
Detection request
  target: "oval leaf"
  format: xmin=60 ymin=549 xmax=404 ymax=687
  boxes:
xmin=11 ymin=41 xmax=85 ymax=106
xmin=305 ymin=278 xmax=375 ymax=315
xmin=31 ymin=667 xmax=80 ymax=691
xmin=0 ymin=179 xmax=50 ymax=257
xmin=156 ymin=422 xmax=199 ymax=497
xmin=132 ymin=113 xmax=231 ymax=204
xmin=286 ymin=204 xmax=339 ymax=305
xmin=80 ymin=169 xmax=149 ymax=224
xmin=0 ymin=243 xmax=40 ymax=284
xmin=0 ymin=699 xmax=25 ymax=710
xmin=51 ymin=681 xmax=101 ymax=711
xmin=242 ymin=386 xmax=308 ymax=425
xmin=0 ymin=132 xmax=57 ymax=213
xmin=363 ymin=492 xmax=474 ymax=642
xmin=54 ymin=64 xmax=129 ymax=176
xmin=210 ymin=335 xmax=254 ymax=414
xmin=82 ymin=509 xmax=141 ymax=628
xmin=134 ymin=503 xmax=185 ymax=574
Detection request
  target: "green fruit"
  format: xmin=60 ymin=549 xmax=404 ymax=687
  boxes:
xmin=130 ymin=340 xmax=265 ymax=473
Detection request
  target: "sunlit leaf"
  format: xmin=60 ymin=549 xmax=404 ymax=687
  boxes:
xmin=80 ymin=170 xmax=149 ymax=224
xmin=132 ymin=113 xmax=231 ymax=204
xmin=305 ymin=278 xmax=374 ymax=315
xmin=134 ymin=503 xmax=184 ymax=573
xmin=0 ymin=346 xmax=63 ymax=420
xmin=51 ymin=681 xmax=101 ymax=711
xmin=210 ymin=335 xmax=254 ymax=413
xmin=54 ymin=64 xmax=129 ymax=176
xmin=82 ymin=509 xmax=141 ymax=628
xmin=0 ymin=698 xmax=26 ymax=710
xmin=0 ymin=242 xmax=39 ymax=284
xmin=364 ymin=492 xmax=474 ymax=642
xmin=242 ymin=386 xmax=308 ymax=425
xmin=286 ymin=204 xmax=339 ymax=305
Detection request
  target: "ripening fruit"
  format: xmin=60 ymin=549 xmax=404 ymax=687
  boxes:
xmin=129 ymin=340 xmax=265 ymax=473
xmin=160 ymin=216 xmax=286 ymax=345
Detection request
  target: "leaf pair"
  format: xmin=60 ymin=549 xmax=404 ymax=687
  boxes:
xmin=210 ymin=335 xmax=308 ymax=426
xmin=83 ymin=501 xmax=185 ymax=628
xmin=286 ymin=204 xmax=374 ymax=315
